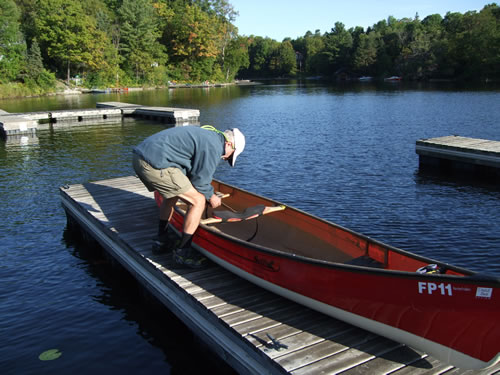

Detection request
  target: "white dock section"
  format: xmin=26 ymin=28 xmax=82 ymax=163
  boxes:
xmin=59 ymin=175 xmax=500 ymax=375
xmin=1 ymin=102 xmax=200 ymax=138
xmin=0 ymin=114 xmax=38 ymax=136
xmin=0 ymin=108 xmax=121 ymax=137
xmin=416 ymin=136 xmax=500 ymax=170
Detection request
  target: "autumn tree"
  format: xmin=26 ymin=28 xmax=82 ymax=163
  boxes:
xmin=34 ymin=0 xmax=112 ymax=83
xmin=166 ymin=3 xmax=222 ymax=81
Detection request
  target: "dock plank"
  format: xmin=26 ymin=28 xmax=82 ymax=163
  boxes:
xmin=59 ymin=175 xmax=497 ymax=375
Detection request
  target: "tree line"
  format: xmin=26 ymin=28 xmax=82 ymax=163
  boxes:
xmin=1 ymin=0 xmax=499 ymax=97
xmin=242 ymin=3 xmax=500 ymax=81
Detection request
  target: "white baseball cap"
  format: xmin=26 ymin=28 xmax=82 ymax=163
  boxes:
xmin=227 ymin=128 xmax=245 ymax=167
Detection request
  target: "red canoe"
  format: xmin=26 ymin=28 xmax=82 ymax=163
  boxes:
xmin=155 ymin=180 xmax=500 ymax=370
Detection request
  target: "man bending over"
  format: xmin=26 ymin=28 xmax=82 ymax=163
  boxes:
xmin=132 ymin=125 xmax=245 ymax=268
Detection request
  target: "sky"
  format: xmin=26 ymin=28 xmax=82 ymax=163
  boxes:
xmin=229 ymin=0 xmax=494 ymax=41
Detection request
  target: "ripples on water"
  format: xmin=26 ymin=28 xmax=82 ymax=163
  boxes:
xmin=1 ymin=82 xmax=499 ymax=374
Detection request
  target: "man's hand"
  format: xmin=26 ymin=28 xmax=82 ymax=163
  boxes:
xmin=209 ymin=194 xmax=222 ymax=208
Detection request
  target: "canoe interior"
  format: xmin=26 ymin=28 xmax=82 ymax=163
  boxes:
xmin=174 ymin=180 xmax=473 ymax=277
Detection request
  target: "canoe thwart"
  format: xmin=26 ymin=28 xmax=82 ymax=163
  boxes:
xmin=202 ymin=205 xmax=286 ymax=225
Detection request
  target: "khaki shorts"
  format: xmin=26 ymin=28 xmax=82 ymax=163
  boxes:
xmin=132 ymin=153 xmax=192 ymax=198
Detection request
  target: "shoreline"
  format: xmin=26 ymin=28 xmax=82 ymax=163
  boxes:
xmin=0 ymin=80 xmax=260 ymax=101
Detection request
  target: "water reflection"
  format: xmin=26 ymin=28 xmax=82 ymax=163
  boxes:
xmin=415 ymin=167 xmax=500 ymax=193
xmin=3 ymin=133 xmax=39 ymax=148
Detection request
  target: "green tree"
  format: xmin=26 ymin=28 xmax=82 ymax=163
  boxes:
xmin=380 ymin=18 xmax=406 ymax=75
xmin=303 ymin=30 xmax=325 ymax=74
xmin=34 ymin=0 xmax=112 ymax=83
xmin=26 ymin=40 xmax=44 ymax=77
xmin=244 ymin=36 xmax=279 ymax=77
xmin=420 ymin=14 xmax=444 ymax=78
xmin=118 ymin=0 xmax=166 ymax=82
xmin=323 ymin=22 xmax=353 ymax=73
xmin=448 ymin=6 xmax=500 ymax=80
xmin=13 ymin=0 xmax=37 ymax=46
xmin=353 ymin=32 xmax=379 ymax=74
xmin=22 ymin=39 xmax=56 ymax=89
xmin=269 ymin=40 xmax=296 ymax=76
xmin=0 ymin=0 xmax=26 ymax=82
xmin=223 ymin=36 xmax=249 ymax=80
xmin=398 ymin=18 xmax=434 ymax=79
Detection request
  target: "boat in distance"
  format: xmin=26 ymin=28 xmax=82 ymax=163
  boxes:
xmin=155 ymin=180 xmax=500 ymax=370
xmin=384 ymin=75 xmax=402 ymax=81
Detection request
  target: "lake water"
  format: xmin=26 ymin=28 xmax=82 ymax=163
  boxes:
xmin=1 ymin=81 xmax=499 ymax=374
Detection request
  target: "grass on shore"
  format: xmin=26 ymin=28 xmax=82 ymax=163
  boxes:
xmin=0 ymin=81 xmax=61 ymax=99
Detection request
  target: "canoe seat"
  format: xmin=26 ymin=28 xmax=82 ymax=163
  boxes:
xmin=345 ymin=255 xmax=384 ymax=269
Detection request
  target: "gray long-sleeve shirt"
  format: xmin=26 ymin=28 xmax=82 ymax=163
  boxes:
xmin=133 ymin=126 xmax=225 ymax=200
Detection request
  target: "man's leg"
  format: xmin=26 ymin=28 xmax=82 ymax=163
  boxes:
xmin=152 ymin=195 xmax=181 ymax=253
xmin=177 ymin=187 xmax=206 ymax=248
xmin=133 ymin=154 xmax=175 ymax=252
xmin=160 ymin=196 xmax=178 ymax=221
xmin=173 ymin=187 xmax=208 ymax=268
xmin=158 ymin=196 xmax=178 ymax=234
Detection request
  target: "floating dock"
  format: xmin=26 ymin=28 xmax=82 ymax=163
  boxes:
xmin=59 ymin=175 xmax=500 ymax=375
xmin=0 ymin=102 xmax=200 ymax=138
xmin=416 ymin=136 xmax=500 ymax=177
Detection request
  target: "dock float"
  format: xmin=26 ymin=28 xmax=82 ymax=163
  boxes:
xmin=416 ymin=136 xmax=500 ymax=177
xmin=0 ymin=102 xmax=200 ymax=138
xmin=59 ymin=176 xmax=500 ymax=375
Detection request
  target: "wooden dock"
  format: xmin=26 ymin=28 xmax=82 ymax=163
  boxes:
xmin=59 ymin=175 xmax=500 ymax=375
xmin=0 ymin=102 xmax=200 ymax=138
xmin=416 ymin=136 xmax=500 ymax=176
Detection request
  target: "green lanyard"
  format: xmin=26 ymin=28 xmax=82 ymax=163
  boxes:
xmin=201 ymin=125 xmax=229 ymax=142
